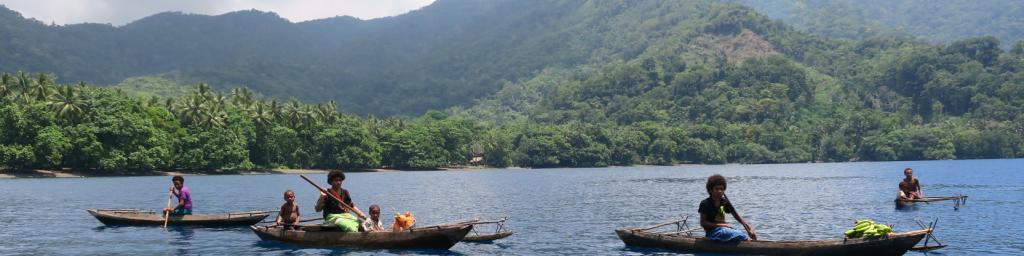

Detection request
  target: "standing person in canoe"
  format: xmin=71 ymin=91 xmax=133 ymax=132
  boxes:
xmin=699 ymin=174 xmax=756 ymax=242
xmin=163 ymin=176 xmax=192 ymax=215
xmin=315 ymin=171 xmax=363 ymax=232
xmin=898 ymin=167 xmax=923 ymax=200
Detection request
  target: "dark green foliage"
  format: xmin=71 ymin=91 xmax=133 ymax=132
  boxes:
xmin=2 ymin=1 xmax=1023 ymax=172
xmin=731 ymin=0 xmax=1024 ymax=46
xmin=314 ymin=120 xmax=382 ymax=169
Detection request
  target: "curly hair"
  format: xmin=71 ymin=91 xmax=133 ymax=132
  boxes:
xmin=706 ymin=174 xmax=726 ymax=194
xmin=327 ymin=170 xmax=346 ymax=183
xmin=172 ymin=175 xmax=184 ymax=183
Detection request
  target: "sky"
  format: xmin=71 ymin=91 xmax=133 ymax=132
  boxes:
xmin=0 ymin=0 xmax=436 ymax=26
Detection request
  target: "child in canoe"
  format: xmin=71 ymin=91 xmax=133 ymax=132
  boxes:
xmin=163 ymin=175 xmax=192 ymax=215
xmin=315 ymin=171 xmax=364 ymax=232
xmin=898 ymin=167 xmax=923 ymax=200
xmin=361 ymin=204 xmax=386 ymax=232
xmin=699 ymin=174 xmax=757 ymax=242
xmin=275 ymin=189 xmax=300 ymax=229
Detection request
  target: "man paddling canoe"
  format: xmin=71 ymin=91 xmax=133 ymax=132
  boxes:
xmin=163 ymin=175 xmax=193 ymax=215
xmin=898 ymin=168 xmax=923 ymax=201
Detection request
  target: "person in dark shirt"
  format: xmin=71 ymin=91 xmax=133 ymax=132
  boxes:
xmin=315 ymin=171 xmax=363 ymax=232
xmin=898 ymin=168 xmax=923 ymax=200
xmin=698 ymin=174 xmax=757 ymax=242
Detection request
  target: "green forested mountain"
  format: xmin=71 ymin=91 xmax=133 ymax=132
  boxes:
xmin=453 ymin=1 xmax=1024 ymax=165
xmin=1 ymin=0 xmax=1021 ymax=116
xmin=1 ymin=0 xmax=705 ymax=115
xmin=728 ymin=0 xmax=1024 ymax=45
xmin=1 ymin=0 xmax=1022 ymax=172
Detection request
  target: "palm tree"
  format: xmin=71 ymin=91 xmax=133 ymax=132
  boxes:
xmin=315 ymin=100 xmax=339 ymax=124
xmin=197 ymin=83 xmax=212 ymax=98
xmin=250 ymin=101 xmax=273 ymax=127
xmin=231 ymin=87 xmax=254 ymax=108
xmin=284 ymin=99 xmax=305 ymax=128
xmin=0 ymin=74 xmax=11 ymax=101
xmin=268 ymin=99 xmax=282 ymax=124
xmin=15 ymin=72 xmax=34 ymax=103
xmin=164 ymin=98 xmax=177 ymax=113
xmin=211 ymin=92 xmax=228 ymax=112
xmin=177 ymin=95 xmax=207 ymax=126
xmin=50 ymin=84 xmax=87 ymax=123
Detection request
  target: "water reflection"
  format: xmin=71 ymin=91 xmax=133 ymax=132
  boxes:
xmin=165 ymin=226 xmax=194 ymax=256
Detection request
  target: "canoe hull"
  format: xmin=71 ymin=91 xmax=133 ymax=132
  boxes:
xmin=616 ymin=228 xmax=929 ymax=256
xmin=87 ymin=209 xmax=269 ymax=226
xmin=251 ymin=224 xmax=472 ymax=249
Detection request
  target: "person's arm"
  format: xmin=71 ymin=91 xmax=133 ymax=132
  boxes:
xmin=293 ymin=207 xmax=301 ymax=225
xmin=174 ymin=197 xmax=186 ymax=210
xmin=916 ymin=178 xmax=924 ymax=197
xmin=274 ymin=213 xmax=283 ymax=225
xmin=699 ymin=204 xmax=722 ymax=231
xmin=315 ymin=192 xmax=326 ymax=212
xmin=343 ymin=190 xmax=365 ymax=218
xmin=731 ymin=211 xmax=757 ymax=240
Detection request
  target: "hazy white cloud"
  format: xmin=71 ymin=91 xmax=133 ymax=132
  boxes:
xmin=0 ymin=0 xmax=435 ymax=25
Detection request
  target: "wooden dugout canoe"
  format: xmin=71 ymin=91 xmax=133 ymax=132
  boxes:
xmin=87 ymin=209 xmax=270 ymax=226
xmin=250 ymin=223 xmax=472 ymax=249
xmin=616 ymin=227 xmax=930 ymax=256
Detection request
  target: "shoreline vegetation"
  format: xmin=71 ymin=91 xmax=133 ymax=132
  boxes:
xmin=0 ymin=165 xmax=520 ymax=179
xmin=3 ymin=50 xmax=1024 ymax=176
xmin=0 ymin=164 xmax=678 ymax=179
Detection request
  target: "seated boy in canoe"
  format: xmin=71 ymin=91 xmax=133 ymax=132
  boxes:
xmin=163 ymin=175 xmax=192 ymax=215
xmin=361 ymin=204 xmax=386 ymax=232
xmin=316 ymin=171 xmax=364 ymax=232
xmin=898 ymin=168 xmax=923 ymax=200
xmin=275 ymin=189 xmax=301 ymax=230
xmin=699 ymin=174 xmax=756 ymax=242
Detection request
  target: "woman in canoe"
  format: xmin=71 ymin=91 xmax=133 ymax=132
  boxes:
xmin=698 ymin=174 xmax=756 ymax=242
xmin=315 ymin=171 xmax=363 ymax=232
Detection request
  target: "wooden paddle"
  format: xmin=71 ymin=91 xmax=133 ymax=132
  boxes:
xmin=299 ymin=174 xmax=367 ymax=220
xmin=162 ymin=191 xmax=173 ymax=230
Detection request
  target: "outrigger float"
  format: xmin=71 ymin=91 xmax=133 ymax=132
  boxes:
xmin=895 ymin=195 xmax=968 ymax=210
xmin=458 ymin=217 xmax=513 ymax=242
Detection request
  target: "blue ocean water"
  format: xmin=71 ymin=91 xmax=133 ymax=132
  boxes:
xmin=1 ymin=159 xmax=1022 ymax=255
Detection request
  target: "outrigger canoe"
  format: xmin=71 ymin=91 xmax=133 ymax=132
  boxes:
xmin=895 ymin=195 xmax=967 ymax=209
xmin=251 ymin=223 xmax=472 ymax=249
xmin=87 ymin=209 xmax=270 ymax=226
xmin=616 ymin=220 xmax=930 ymax=256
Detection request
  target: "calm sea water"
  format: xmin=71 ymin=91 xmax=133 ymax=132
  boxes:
xmin=1 ymin=159 xmax=1022 ymax=255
